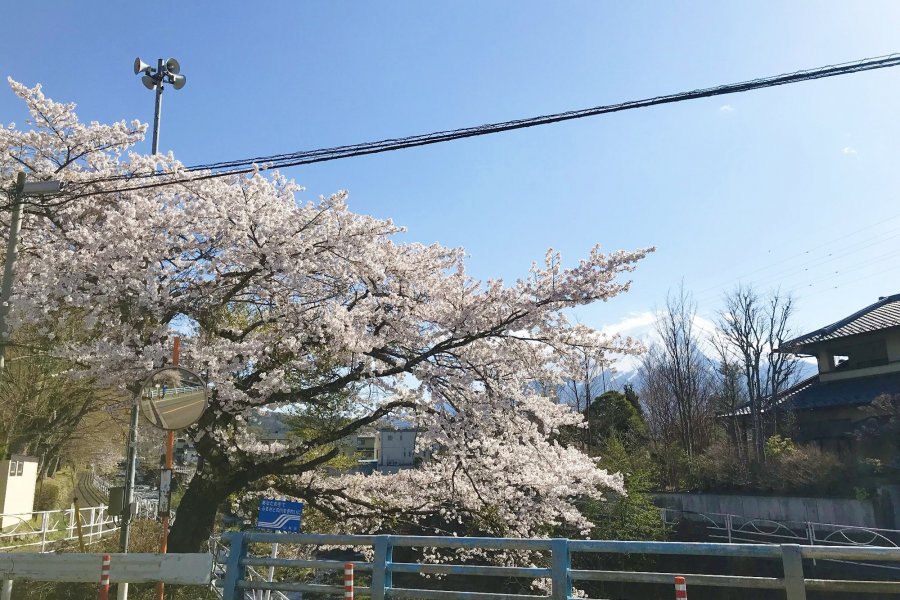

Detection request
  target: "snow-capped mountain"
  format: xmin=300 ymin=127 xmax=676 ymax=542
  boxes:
xmin=581 ymin=311 xmax=817 ymax=394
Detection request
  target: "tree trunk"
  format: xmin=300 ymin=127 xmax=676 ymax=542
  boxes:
xmin=168 ymin=472 xmax=235 ymax=553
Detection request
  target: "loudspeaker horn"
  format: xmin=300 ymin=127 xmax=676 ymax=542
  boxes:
xmin=141 ymin=75 xmax=157 ymax=90
xmin=165 ymin=58 xmax=181 ymax=75
xmin=134 ymin=57 xmax=151 ymax=75
xmin=169 ymin=74 xmax=187 ymax=90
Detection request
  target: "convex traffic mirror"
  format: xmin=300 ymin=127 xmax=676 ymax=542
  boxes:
xmin=140 ymin=367 xmax=208 ymax=430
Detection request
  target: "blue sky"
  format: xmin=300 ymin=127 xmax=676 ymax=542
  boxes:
xmin=3 ymin=2 xmax=900 ymax=339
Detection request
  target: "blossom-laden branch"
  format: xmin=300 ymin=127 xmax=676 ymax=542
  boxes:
xmin=3 ymin=79 xmax=652 ymax=548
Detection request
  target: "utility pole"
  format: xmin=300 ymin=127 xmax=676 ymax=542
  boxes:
xmin=151 ymin=59 xmax=163 ymax=155
xmin=119 ymin=56 xmax=187 ymax=600
xmin=118 ymin=386 xmax=140 ymax=551
xmin=0 ymin=173 xmax=64 ymax=369
xmin=0 ymin=173 xmax=26 ymax=371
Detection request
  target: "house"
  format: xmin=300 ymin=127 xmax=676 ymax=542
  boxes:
xmin=337 ymin=431 xmax=376 ymax=461
xmin=337 ymin=427 xmax=434 ymax=474
xmin=355 ymin=433 xmax=376 ymax=460
xmin=374 ymin=428 xmax=417 ymax=472
xmin=736 ymin=294 xmax=900 ymax=455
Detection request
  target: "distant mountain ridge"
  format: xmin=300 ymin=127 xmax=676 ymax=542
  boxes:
xmin=559 ymin=311 xmax=817 ymax=400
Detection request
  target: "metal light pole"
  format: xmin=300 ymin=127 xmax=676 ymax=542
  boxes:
xmin=133 ymin=56 xmax=187 ymax=155
xmin=119 ymin=57 xmax=187 ymax=600
xmin=0 ymin=174 xmax=64 ymax=369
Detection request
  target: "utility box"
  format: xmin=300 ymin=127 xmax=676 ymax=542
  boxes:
xmin=108 ymin=486 xmax=125 ymax=517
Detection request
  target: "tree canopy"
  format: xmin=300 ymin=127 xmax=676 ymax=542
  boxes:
xmin=2 ymin=79 xmax=652 ymax=550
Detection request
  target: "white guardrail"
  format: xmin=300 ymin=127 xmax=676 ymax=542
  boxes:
xmin=0 ymin=552 xmax=212 ymax=599
xmin=0 ymin=501 xmax=158 ymax=552
xmin=0 ymin=505 xmax=116 ymax=552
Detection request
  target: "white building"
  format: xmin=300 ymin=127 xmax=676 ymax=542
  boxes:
xmin=0 ymin=455 xmax=38 ymax=529
xmin=374 ymin=428 xmax=433 ymax=473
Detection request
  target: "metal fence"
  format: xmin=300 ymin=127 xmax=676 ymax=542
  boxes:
xmin=0 ymin=506 xmax=114 ymax=552
xmin=661 ymin=507 xmax=900 ymax=547
xmin=0 ymin=500 xmax=159 ymax=552
xmin=216 ymin=532 xmax=900 ymax=600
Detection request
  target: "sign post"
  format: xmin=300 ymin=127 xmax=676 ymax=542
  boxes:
xmin=256 ymin=499 xmax=304 ymax=533
xmin=157 ymin=469 xmax=172 ymax=518
xmin=256 ymin=498 xmax=303 ymax=595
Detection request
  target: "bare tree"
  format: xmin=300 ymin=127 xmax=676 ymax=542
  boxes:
xmin=560 ymin=346 xmax=609 ymax=451
xmin=715 ymin=285 xmax=800 ymax=463
xmin=641 ymin=287 xmax=716 ymax=462
xmin=709 ymin=341 xmax=748 ymax=458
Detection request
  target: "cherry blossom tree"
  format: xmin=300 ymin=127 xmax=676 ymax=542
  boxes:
xmin=2 ymin=79 xmax=653 ymax=551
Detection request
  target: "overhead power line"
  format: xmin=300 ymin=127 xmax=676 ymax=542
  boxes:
xmin=67 ymin=52 xmax=900 ymax=198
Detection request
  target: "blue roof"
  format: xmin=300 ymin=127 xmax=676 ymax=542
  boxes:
xmin=728 ymin=369 xmax=900 ymax=415
xmin=781 ymin=370 xmax=900 ymax=411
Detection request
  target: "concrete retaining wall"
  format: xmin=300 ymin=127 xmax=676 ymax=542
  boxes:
xmin=654 ymin=492 xmax=878 ymax=527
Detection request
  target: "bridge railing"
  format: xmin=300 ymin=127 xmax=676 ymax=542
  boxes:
xmin=0 ymin=552 xmax=212 ymax=598
xmin=216 ymin=532 xmax=900 ymax=600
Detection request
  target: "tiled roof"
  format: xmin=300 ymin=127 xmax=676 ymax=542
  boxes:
xmin=779 ymin=294 xmax=900 ymax=352
xmin=728 ymin=370 xmax=900 ymax=416
xmin=728 ymin=375 xmax=818 ymax=416
xmin=784 ymin=370 xmax=900 ymax=411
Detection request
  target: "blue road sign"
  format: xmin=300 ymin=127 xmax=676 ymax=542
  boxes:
xmin=257 ymin=498 xmax=304 ymax=532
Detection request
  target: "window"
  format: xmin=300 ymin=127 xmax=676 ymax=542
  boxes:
xmin=8 ymin=462 xmax=16 ymax=477
xmin=387 ymin=434 xmax=393 ymax=441
xmin=16 ymin=462 xmax=23 ymax=476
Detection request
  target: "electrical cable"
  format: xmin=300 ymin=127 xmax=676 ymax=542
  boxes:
xmin=691 ymin=227 xmax=900 ymax=307
xmin=61 ymin=52 xmax=900 ymax=199
xmin=690 ymin=212 xmax=900 ymax=302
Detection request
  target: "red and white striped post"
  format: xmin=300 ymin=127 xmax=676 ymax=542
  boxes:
xmin=98 ymin=554 xmax=111 ymax=600
xmin=674 ymin=576 xmax=687 ymax=599
xmin=344 ymin=562 xmax=354 ymax=600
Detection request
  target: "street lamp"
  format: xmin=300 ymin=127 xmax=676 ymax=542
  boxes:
xmin=0 ymin=173 xmax=65 ymax=369
xmin=133 ymin=57 xmax=187 ymax=154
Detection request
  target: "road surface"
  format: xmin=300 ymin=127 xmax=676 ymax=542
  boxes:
xmin=142 ymin=387 xmax=206 ymax=429
xmin=75 ymin=472 xmax=106 ymax=507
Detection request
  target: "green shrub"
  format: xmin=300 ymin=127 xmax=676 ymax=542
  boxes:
xmin=691 ymin=439 xmax=753 ymax=491
xmin=765 ymin=434 xmax=796 ymax=458
xmin=689 ymin=437 xmax=846 ymax=497
xmin=34 ymin=479 xmax=61 ymax=511
xmin=587 ymin=436 xmax=667 ymax=542
xmin=767 ymin=442 xmax=843 ymax=495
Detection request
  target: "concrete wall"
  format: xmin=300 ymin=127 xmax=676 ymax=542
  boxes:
xmin=654 ymin=492 xmax=878 ymax=528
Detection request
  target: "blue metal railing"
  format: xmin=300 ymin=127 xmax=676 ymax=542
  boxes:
xmin=216 ymin=532 xmax=900 ymax=600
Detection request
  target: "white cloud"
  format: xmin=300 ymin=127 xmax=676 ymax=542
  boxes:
xmin=842 ymin=147 xmax=857 ymax=155
xmin=719 ymin=104 xmax=735 ymax=113
xmin=600 ymin=311 xmax=657 ymax=337
xmin=600 ymin=310 xmax=718 ymax=345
